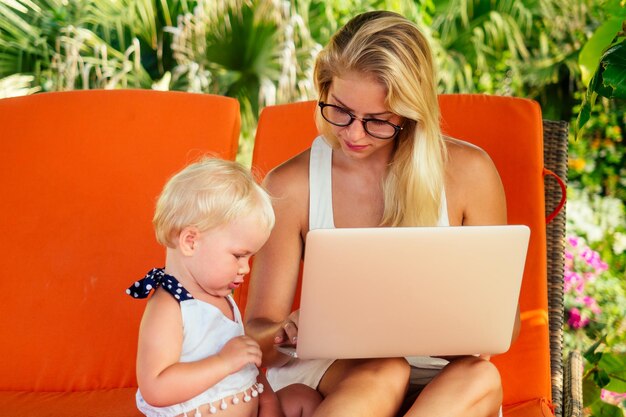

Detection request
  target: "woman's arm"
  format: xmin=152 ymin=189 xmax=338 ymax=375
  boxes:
xmin=136 ymin=290 xmax=262 ymax=407
xmin=447 ymin=139 xmax=521 ymax=345
xmin=244 ymin=154 xmax=310 ymax=367
xmin=446 ymin=140 xmax=507 ymax=227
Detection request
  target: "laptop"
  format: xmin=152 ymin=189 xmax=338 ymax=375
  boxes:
xmin=276 ymin=225 xmax=530 ymax=360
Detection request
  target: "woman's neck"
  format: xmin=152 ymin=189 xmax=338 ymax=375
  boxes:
xmin=333 ymin=143 xmax=393 ymax=176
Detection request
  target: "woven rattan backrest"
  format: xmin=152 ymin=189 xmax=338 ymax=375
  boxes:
xmin=543 ymin=120 xmax=569 ymax=417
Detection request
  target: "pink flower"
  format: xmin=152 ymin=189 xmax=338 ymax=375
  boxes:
xmin=564 ymin=271 xmax=584 ymax=294
xmin=601 ymin=389 xmax=626 ymax=405
xmin=568 ymin=236 xmax=580 ymax=247
xmin=580 ymin=248 xmax=608 ymax=272
xmin=583 ymin=271 xmax=597 ymax=283
xmin=567 ymin=307 xmax=590 ymax=329
xmin=576 ymin=296 xmax=602 ymax=315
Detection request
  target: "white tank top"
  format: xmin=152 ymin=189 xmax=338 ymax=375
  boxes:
xmin=308 ymin=136 xmax=450 ymax=230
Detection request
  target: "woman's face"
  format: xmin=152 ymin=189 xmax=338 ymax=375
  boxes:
xmin=325 ymin=72 xmax=402 ymax=161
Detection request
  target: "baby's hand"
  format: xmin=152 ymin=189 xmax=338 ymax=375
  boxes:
xmin=218 ymin=336 xmax=262 ymax=373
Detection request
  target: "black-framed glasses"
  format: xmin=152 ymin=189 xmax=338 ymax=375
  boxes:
xmin=318 ymin=101 xmax=403 ymax=140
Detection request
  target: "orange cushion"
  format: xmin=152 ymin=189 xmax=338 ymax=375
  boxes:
xmin=0 ymin=90 xmax=240 ymax=396
xmin=0 ymin=389 xmax=142 ymax=416
xmin=437 ymin=95 xmax=552 ymax=405
xmin=503 ymin=398 xmax=555 ymax=417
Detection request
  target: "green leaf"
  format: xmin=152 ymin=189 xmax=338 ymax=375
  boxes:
xmin=589 ymin=400 xmax=624 ymax=417
xmin=605 ymin=0 xmax=626 ymax=17
xmin=600 ymin=41 xmax=626 ymax=99
xmin=579 ymin=19 xmax=624 ymax=86
xmin=584 ymin=376 xmax=602 ymax=408
xmin=600 ymin=353 xmax=626 ymax=374
xmin=600 ymin=353 xmax=626 ymax=393
xmin=584 ymin=339 xmax=606 ymax=364
xmin=594 ymin=369 xmax=612 ymax=388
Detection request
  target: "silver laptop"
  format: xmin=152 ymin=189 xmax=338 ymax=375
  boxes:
xmin=277 ymin=225 xmax=529 ymax=360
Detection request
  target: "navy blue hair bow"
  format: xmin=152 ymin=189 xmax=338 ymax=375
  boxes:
xmin=126 ymin=268 xmax=193 ymax=302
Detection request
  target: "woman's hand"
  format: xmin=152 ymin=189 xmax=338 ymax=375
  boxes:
xmin=274 ymin=310 xmax=300 ymax=346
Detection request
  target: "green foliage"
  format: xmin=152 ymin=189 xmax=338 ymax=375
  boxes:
xmin=429 ymin=0 xmax=533 ymax=94
xmin=563 ymin=230 xmax=626 ymax=353
xmin=566 ymin=186 xmax=626 ymax=415
xmin=582 ymin=340 xmax=626 ymax=416
xmin=167 ymin=1 xmax=284 ymax=128
xmin=569 ymin=96 xmax=626 ymax=204
xmin=576 ymin=1 xmax=626 ymax=137
xmin=0 ymin=0 xmax=153 ymax=89
xmin=579 ymin=18 xmax=624 ymax=86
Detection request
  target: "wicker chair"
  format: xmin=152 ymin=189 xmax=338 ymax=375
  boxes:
xmin=235 ymin=94 xmax=583 ymax=417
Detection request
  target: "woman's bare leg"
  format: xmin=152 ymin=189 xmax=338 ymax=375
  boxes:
xmin=313 ymin=357 xmax=410 ymax=417
xmin=258 ymin=371 xmax=286 ymax=417
xmin=276 ymin=384 xmax=323 ymax=417
xmin=403 ymin=356 xmax=502 ymax=417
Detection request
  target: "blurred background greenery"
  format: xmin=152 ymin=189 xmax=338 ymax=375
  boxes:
xmin=1 ymin=0 xmax=624 ymax=414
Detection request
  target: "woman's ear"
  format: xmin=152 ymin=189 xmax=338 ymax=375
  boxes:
xmin=179 ymin=227 xmax=199 ymax=256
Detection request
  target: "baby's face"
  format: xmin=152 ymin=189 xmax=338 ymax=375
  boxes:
xmin=187 ymin=215 xmax=270 ymax=298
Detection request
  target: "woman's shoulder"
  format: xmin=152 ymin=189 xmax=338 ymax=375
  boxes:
xmin=262 ymin=148 xmax=311 ymax=197
xmin=443 ymin=136 xmax=506 ymax=224
xmin=444 ymin=136 xmax=499 ymax=179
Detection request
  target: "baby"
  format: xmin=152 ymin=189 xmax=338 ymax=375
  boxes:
xmin=127 ymin=158 xmax=320 ymax=417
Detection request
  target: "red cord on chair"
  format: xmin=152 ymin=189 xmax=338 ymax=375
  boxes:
xmin=543 ymin=168 xmax=567 ymax=224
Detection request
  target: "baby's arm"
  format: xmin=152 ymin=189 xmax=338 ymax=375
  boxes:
xmin=136 ymin=290 xmax=262 ymax=407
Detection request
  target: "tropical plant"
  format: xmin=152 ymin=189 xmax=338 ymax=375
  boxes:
xmin=429 ymin=0 xmax=533 ymax=94
xmin=566 ymin=187 xmax=626 ymax=416
xmin=569 ymin=96 xmax=626 ymax=206
xmin=563 ymin=234 xmax=626 ymax=352
xmin=576 ymin=0 xmax=626 ymax=137
xmin=581 ymin=339 xmax=626 ymax=417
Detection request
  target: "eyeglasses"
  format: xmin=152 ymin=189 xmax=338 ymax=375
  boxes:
xmin=318 ymin=101 xmax=403 ymax=140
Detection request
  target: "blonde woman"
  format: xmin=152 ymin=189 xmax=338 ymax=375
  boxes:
xmin=245 ymin=11 xmax=519 ymax=417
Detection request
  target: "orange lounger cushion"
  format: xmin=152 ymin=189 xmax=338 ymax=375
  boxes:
xmin=503 ymin=398 xmax=555 ymax=417
xmin=0 ymin=389 xmax=143 ymax=416
xmin=0 ymin=90 xmax=241 ymax=414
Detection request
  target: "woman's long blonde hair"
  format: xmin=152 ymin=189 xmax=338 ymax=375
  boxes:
xmin=314 ymin=11 xmax=446 ymax=227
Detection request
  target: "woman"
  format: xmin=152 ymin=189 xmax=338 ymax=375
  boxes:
xmin=245 ymin=10 xmax=519 ymax=417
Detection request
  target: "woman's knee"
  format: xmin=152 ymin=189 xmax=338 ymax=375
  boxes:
xmin=354 ymin=357 xmax=411 ymax=393
xmin=449 ymin=357 xmax=502 ymax=402
xmin=321 ymin=357 xmax=410 ymax=396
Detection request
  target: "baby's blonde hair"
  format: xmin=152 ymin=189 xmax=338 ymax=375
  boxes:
xmin=314 ymin=11 xmax=446 ymax=226
xmin=153 ymin=158 xmax=275 ymax=248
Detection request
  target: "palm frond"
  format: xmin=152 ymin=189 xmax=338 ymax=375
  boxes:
xmin=0 ymin=0 xmax=50 ymax=77
xmin=48 ymin=26 xmax=152 ymax=90
xmin=430 ymin=0 xmax=537 ymax=93
xmin=0 ymin=73 xmax=40 ymax=97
